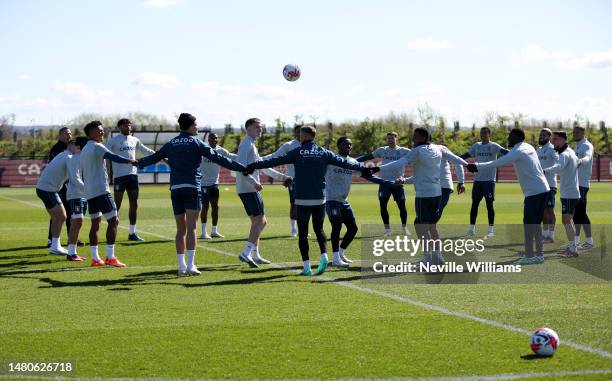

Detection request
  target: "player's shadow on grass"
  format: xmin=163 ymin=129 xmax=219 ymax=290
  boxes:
xmin=0 ymin=259 xmax=57 ymax=269
xmin=0 ymin=245 xmax=51 ymax=253
xmin=205 ymin=235 xmax=293 ymax=244
xmin=0 ymin=252 xmax=49 ymax=260
xmin=117 ymin=239 xmax=169 ymax=247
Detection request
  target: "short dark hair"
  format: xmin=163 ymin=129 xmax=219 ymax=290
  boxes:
xmin=245 ymin=118 xmax=261 ymax=129
xmin=413 ymin=127 xmax=430 ymax=142
xmin=178 ymin=113 xmax=196 ymax=130
xmin=510 ymin=128 xmax=525 ymax=142
xmin=75 ymin=136 xmax=88 ymax=150
xmin=387 ymin=131 xmax=398 ymax=137
xmin=480 ymin=127 xmax=491 ymax=134
xmin=117 ymin=118 xmax=131 ymax=128
xmin=573 ymin=125 xmax=586 ymax=132
xmin=59 ymin=126 xmax=70 ymax=134
xmin=84 ymin=121 xmax=102 ymax=137
xmin=337 ymin=136 xmax=350 ymax=147
xmin=300 ymin=125 xmax=316 ymax=137
xmin=553 ymin=131 xmax=567 ymax=140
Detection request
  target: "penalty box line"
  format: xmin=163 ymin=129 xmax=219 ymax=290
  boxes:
xmin=1 ymin=194 xmax=611 ymax=360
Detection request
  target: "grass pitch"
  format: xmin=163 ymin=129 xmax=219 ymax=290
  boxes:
xmin=0 ymin=183 xmax=610 ymax=380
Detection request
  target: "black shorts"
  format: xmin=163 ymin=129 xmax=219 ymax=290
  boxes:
xmin=561 ymin=198 xmax=578 ymax=215
xmin=297 ymin=204 xmax=325 ymax=222
xmin=378 ymin=183 xmax=405 ymax=202
xmin=171 ymin=187 xmax=201 ymax=215
xmin=68 ymin=198 xmax=88 ymax=219
xmin=201 ymin=184 xmax=220 ymax=204
xmin=545 ymin=188 xmax=557 ymax=208
xmin=113 ymin=174 xmax=139 ymax=193
xmin=239 ymin=192 xmax=265 ymax=217
xmin=288 ymin=183 xmax=296 ymax=204
xmin=578 ymin=186 xmax=589 ymax=204
xmin=88 ymin=193 xmax=117 ymax=220
xmin=439 ymin=187 xmax=453 ymax=215
xmin=36 ymin=188 xmax=62 ymax=210
xmin=523 ymin=192 xmax=548 ymax=224
xmin=472 ymin=181 xmax=495 ymax=202
xmin=325 ymin=200 xmax=355 ymax=222
xmin=414 ymin=196 xmax=441 ymax=224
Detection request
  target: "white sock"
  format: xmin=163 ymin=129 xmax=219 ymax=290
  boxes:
xmin=574 ymin=236 xmax=581 ymax=245
xmin=487 ymin=225 xmax=494 ymax=233
xmin=51 ymin=237 xmax=60 ymax=250
xmin=543 ymin=229 xmax=550 ymax=238
xmin=129 ymin=225 xmax=136 ymax=235
xmin=586 ymin=237 xmax=593 ymax=245
xmin=177 ymin=253 xmax=186 ymax=270
xmin=290 ymin=219 xmax=297 ymax=231
xmin=320 ymin=253 xmax=328 ymax=261
xmin=68 ymin=244 xmax=76 ymax=255
xmin=91 ymin=245 xmax=100 ymax=261
xmin=201 ymin=223 xmax=207 ymax=234
xmin=211 ymin=225 xmax=218 ymax=234
xmin=303 ymin=260 xmax=310 ymax=271
xmin=251 ymin=245 xmax=260 ymax=258
xmin=339 ymin=247 xmax=345 ymax=257
xmin=333 ymin=251 xmax=340 ymax=261
xmin=242 ymin=242 xmax=254 ymax=257
xmin=106 ymin=244 xmax=115 ymax=259
xmin=187 ymin=249 xmax=196 ymax=269
xmin=550 ymin=229 xmax=555 ymax=239
xmin=469 ymin=224 xmax=475 ymax=232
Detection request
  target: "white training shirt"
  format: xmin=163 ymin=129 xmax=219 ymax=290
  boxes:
xmin=380 ymin=144 xmax=467 ymax=197
xmin=371 ymin=146 xmax=412 ymax=181
xmin=105 ymin=134 xmax=155 ymax=178
xmin=575 ymin=138 xmax=594 ymax=188
xmin=235 ymin=135 xmax=288 ymax=194
xmin=66 ymin=152 xmax=85 ymax=200
xmin=542 ymin=147 xmax=580 ymax=199
xmin=476 ymin=142 xmax=549 ymax=197
xmin=537 ymin=142 xmax=559 ymax=189
xmin=36 ymin=150 xmax=71 ymax=193
xmin=80 ymin=141 xmax=112 ymax=199
xmin=266 ymin=139 xmax=301 ymax=177
xmin=468 ymin=142 xmax=506 ymax=182
xmin=439 ymin=146 xmax=466 ymax=190
xmin=200 ymin=146 xmax=237 ymax=187
xmin=324 ymin=156 xmax=361 ymax=203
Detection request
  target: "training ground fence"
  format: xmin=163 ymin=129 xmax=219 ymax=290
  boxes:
xmin=1 ymin=130 xmax=612 ymax=187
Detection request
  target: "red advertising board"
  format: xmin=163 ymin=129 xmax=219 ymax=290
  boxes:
xmin=0 ymin=160 xmax=46 ymax=186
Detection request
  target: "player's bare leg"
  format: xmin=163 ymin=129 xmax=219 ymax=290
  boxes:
xmin=126 ymin=189 xmax=143 ymax=241
xmin=199 ymin=199 xmax=211 ymax=239
xmin=48 ymin=204 xmax=68 ymax=255
xmin=210 ymin=197 xmax=223 ymax=238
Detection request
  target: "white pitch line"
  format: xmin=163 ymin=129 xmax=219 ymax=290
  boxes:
xmin=0 ymin=368 xmax=610 ymax=381
xmin=1 ymin=194 xmax=611 ymax=360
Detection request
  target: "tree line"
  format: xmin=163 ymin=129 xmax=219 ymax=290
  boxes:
xmin=1 ymin=111 xmax=610 ymax=159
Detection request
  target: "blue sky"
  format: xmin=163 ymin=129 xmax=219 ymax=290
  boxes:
xmin=1 ymin=0 xmax=611 ymax=126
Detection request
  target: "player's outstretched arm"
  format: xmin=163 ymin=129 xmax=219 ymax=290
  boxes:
xmin=138 ymin=143 xmax=169 ymax=167
xmin=380 ymin=150 xmax=416 ymax=172
xmin=476 ymin=149 xmax=517 ymax=171
xmin=542 ymin=155 xmax=567 ymax=174
xmin=103 ymin=151 xmax=135 ymax=165
xmin=355 ymin=153 xmax=375 ymax=162
xmin=249 ymin=152 xmax=294 ymax=170
xmin=200 ymin=144 xmax=246 ymax=172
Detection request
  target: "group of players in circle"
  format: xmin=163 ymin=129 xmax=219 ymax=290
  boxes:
xmin=35 ymin=113 xmax=594 ymax=276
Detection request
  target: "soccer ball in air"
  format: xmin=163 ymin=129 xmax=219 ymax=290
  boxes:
xmin=283 ymin=64 xmax=300 ymax=81
xmin=530 ymin=327 xmax=559 ymax=356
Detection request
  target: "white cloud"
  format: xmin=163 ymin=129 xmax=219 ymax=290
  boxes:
xmin=510 ymin=45 xmax=612 ymax=70
xmin=142 ymin=0 xmax=184 ymax=9
xmin=18 ymin=74 xmax=31 ymax=80
xmin=132 ymin=72 xmax=180 ymax=89
xmin=407 ymin=37 xmax=450 ymax=50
